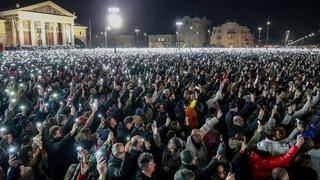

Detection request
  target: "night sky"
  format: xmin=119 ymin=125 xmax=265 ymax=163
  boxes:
xmin=0 ymin=0 xmax=319 ymax=43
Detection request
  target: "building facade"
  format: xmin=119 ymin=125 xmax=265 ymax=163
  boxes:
xmin=148 ymin=34 xmax=176 ymax=48
xmin=0 ymin=1 xmax=87 ymax=47
xmin=116 ymin=35 xmax=136 ymax=48
xmin=176 ymin=16 xmax=211 ymax=48
xmin=0 ymin=19 xmax=5 ymax=45
xmin=210 ymin=21 xmax=254 ymax=48
xmin=73 ymin=23 xmax=87 ymax=46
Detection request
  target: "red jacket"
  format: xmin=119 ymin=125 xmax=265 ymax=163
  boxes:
xmin=77 ymin=174 xmax=87 ymax=180
xmin=250 ymin=145 xmax=299 ymax=180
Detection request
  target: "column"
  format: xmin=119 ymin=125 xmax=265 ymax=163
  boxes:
xmin=30 ymin=20 xmax=35 ymax=46
xmin=40 ymin=21 xmax=46 ymax=46
xmin=18 ymin=19 xmax=24 ymax=46
xmin=53 ymin=22 xmax=57 ymax=46
xmin=11 ymin=18 xmax=17 ymax=46
xmin=70 ymin=23 xmax=75 ymax=46
xmin=62 ymin=23 xmax=66 ymax=46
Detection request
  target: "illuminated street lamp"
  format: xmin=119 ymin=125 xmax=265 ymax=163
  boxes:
xmin=285 ymin=30 xmax=290 ymax=46
xmin=105 ymin=26 xmax=111 ymax=48
xmin=266 ymin=20 xmax=271 ymax=46
xmin=108 ymin=6 xmax=122 ymax=53
xmin=176 ymin=21 xmax=183 ymax=50
xmin=144 ymin=33 xmax=147 ymax=47
xmin=258 ymin=27 xmax=262 ymax=47
xmin=134 ymin=29 xmax=140 ymax=47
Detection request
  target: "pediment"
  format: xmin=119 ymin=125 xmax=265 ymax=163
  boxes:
xmin=19 ymin=1 xmax=76 ymax=18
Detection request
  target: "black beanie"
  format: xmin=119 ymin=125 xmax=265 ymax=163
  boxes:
xmin=181 ymin=149 xmax=195 ymax=165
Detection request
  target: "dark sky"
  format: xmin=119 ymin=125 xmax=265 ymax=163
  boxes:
xmin=1 ymin=0 xmax=319 ymax=43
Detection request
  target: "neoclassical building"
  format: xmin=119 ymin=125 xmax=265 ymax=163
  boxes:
xmin=0 ymin=1 xmax=87 ymax=47
xmin=210 ymin=21 xmax=254 ymax=48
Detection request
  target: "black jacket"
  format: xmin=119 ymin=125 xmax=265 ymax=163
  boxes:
xmin=179 ymin=158 xmax=217 ymax=180
xmin=107 ymin=153 xmax=131 ymax=180
xmin=135 ymin=170 xmax=158 ymax=180
xmin=47 ymin=133 xmax=77 ymax=180
xmin=117 ymin=121 xmax=131 ymax=144
xmin=127 ymin=149 xmax=143 ymax=179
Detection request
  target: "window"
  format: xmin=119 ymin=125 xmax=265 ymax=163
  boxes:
xmin=79 ymin=31 xmax=82 ymax=36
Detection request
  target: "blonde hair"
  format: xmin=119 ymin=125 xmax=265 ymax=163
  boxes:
xmin=133 ymin=115 xmax=144 ymax=129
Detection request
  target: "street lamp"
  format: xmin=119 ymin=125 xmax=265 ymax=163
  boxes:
xmin=107 ymin=6 xmax=122 ymax=53
xmin=266 ymin=20 xmax=271 ymax=46
xmin=258 ymin=27 xmax=262 ymax=47
xmin=144 ymin=33 xmax=147 ymax=47
xmin=285 ymin=30 xmax=290 ymax=46
xmin=134 ymin=29 xmax=140 ymax=47
xmin=176 ymin=21 xmax=183 ymax=50
xmin=105 ymin=26 xmax=111 ymax=48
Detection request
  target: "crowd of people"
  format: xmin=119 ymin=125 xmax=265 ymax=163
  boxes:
xmin=0 ymin=48 xmax=320 ymax=180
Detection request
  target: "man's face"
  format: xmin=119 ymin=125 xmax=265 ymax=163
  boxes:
xmin=145 ymin=97 xmax=152 ymax=104
xmin=145 ymin=160 xmax=156 ymax=174
xmin=191 ymin=130 xmax=203 ymax=144
xmin=109 ymin=118 xmax=117 ymax=128
xmin=233 ymin=116 xmax=244 ymax=127
xmin=117 ymin=145 xmax=126 ymax=160
xmin=126 ymin=122 xmax=133 ymax=130
xmin=54 ymin=128 xmax=63 ymax=139
xmin=158 ymin=105 xmax=165 ymax=112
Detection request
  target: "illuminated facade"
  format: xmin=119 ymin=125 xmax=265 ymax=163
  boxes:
xmin=0 ymin=1 xmax=87 ymax=47
xmin=210 ymin=21 xmax=254 ymax=48
xmin=176 ymin=16 xmax=211 ymax=48
xmin=149 ymin=34 xmax=176 ymax=48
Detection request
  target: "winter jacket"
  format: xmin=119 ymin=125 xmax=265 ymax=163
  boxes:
xmin=161 ymin=148 xmax=181 ymax=175
xmin=107 ymin=153 xmax=131 ymax=180
xmin=185 ymin=117 xmax=219 ymax=167
xmin=135 ymin=170 xmax=158 ymax=180
xmin=47 ymin=133 xmax=78 ymax=180
xmin=250 ymin=145 xmax=299 ymax=180
xmin=179 ymin=157 xmax=217 ymax=180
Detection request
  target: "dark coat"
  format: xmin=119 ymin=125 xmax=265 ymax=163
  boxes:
xmin=107 ymin=153 xmax=131 ymax=180
xmin=47 ymin=133 xmax=77 ymax=180
xmin=116 ymin=121 xmax=131 ymax=144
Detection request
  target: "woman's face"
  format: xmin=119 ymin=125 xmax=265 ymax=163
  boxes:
xmin=7 ymin=134 xmax=13 ymax=144
xmin=216 ymin=165 xmax=226 ymax=179
xmin=167 ymin=143 xmax=176 ymax=153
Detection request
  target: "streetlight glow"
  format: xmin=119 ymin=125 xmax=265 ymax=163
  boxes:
xmin=176 ymin=21 xmax=183 ymax=50
xmin=107 ymin=6 xmax=123 ymax=53
xmin=107 ymin=14 xmax=123 ymax=29
xmin=176 ymin=21 xmax=183 ymax=26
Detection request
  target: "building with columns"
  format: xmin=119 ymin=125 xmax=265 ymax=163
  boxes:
xmin=0 ymin=1 xmax=87 ymax=47
xmin=210 ymin=21 xmax=254 ymax=48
